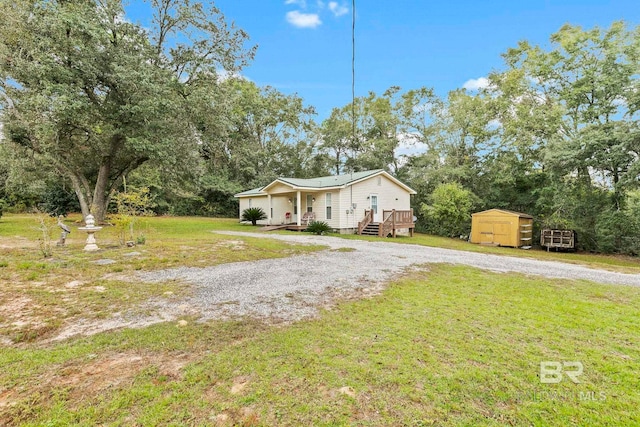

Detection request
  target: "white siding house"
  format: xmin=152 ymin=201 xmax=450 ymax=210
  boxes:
xmin=235 ymin=170 xmax=416 ymax=235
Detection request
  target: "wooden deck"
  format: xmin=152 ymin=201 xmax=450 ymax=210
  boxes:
xmin=357 ymin=209 xmax=415 ymax=237
xmin=261 ymin=224 xmax=308 ymax=232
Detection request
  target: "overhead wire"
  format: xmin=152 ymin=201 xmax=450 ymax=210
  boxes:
xmin=349 ymin=0 xmax=356 ymax=226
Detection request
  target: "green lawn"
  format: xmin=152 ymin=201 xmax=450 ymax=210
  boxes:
xmin=1 ymin=215 xmax=639 ymax=426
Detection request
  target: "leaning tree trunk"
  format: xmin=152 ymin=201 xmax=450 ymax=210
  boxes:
xmin=91 ymin=160 xmax=112 ymax=223
xmin=68 ymin=176 xmax=91 ymax=219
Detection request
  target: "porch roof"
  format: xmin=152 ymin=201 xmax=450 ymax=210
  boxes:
xmin=235 ymin=187 xmax=264 ymax=197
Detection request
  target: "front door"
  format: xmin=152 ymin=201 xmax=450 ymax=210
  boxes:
xmin=370 ymin=194 xmax=381 ymax=222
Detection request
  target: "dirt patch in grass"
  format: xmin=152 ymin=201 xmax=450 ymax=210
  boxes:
xmin=0 ymin=237 xmax=37 ymax=249
xmin=0 ymin=350 xmax=195 ymax=424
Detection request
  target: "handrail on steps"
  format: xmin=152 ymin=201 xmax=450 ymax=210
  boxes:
xmin=357 ymin=209 xmax=374 ymax=235
xmin=379 ymin=209 xmax=395 ymax=237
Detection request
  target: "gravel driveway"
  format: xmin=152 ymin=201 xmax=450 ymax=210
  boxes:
xmin=135 ymin=231 xmax=640 ymax=324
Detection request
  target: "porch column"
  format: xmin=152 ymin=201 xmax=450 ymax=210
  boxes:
xmin=267 ymin=194 xmax=272 ymax=225
xmin=296 ymin=191 xmax=301 ymax=226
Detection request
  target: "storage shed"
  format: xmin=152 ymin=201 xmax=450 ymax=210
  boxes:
xmin=470 ymin=209 xmax=533 ymax=248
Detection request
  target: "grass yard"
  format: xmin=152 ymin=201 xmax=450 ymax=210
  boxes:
xmin=1 ymin=214 xmax=640 ymax=426
xmin=0 ymin=214 xmax=325 ymax=343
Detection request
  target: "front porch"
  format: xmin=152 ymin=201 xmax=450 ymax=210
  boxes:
xmin=261 ymin=224 xmax=309 ymax=232
xmin=265 ymin=190 xmax=319 ymax=227
xmin=357 ymin=209 xmax=415 ymax=237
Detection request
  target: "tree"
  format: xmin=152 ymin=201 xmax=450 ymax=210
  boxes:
xmin=421 ymin=182 xmax=476 ymax=238
xmin=214 ymin=79 xmax=323 ymax=188
xmin=320 ymin=103 xmax=359 ymax=175
xmin=0 ymin=0 xmax=253 ymax=221
xmin=502 ymin=22 xmax=640 ymax=203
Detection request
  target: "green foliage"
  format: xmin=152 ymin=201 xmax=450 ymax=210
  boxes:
xmin=40 ymin=181 xmax=80 ymax=217
xmin=210 ymin=79 xmax=326 ymax=190
xmin=0 ymin=199 xmax=4 ymax=219
xmin=305 ymin=220 xmax=331 ymax=235
xmin=0 ymin=0 xmax=253 ymax=221
xmin=422 ymin=183 xmax=475 ymax=238
xmin=241 ymin=207 xmax=267 ymax=226
xmin=34 ymin=213 xmax=55 ymax=258
xmin=111 ymin=187 xmax=153 ymax=245
xmin=596 ymin=209 xmax=640 ymax=255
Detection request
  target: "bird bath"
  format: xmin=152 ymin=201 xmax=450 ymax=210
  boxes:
xmin=78 ymin=214 xmax=103 ymax=252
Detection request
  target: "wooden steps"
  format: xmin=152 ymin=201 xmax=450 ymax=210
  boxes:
xmin=360 ymin=223 xmax=380 ymax=236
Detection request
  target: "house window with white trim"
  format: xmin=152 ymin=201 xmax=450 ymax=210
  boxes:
xmin=306 ymin=194 xmax=313 ymax=213
xmin=248 ymin=198 xmax=252 ymax=208
xmin=325 ymin=193 xmax=332 ymax=220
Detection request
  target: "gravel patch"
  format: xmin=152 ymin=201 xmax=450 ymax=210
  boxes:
xmin=52 ymin=231 xmax=640 ymax=340
xmin=137 ymin=231 xmax=640 ymax=322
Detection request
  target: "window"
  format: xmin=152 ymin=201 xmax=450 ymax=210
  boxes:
xmin=306 ymin=194 xmax=313 ymax=212
xmin=293 ymin=197 xmax=297 ymax=215
xmin=248 ymin=198 xmax=252 ymax=208
xmin=325 ymin=193 xmax=332 ymax=220
xmin=377 ymin=177 xmax=382 ymax=186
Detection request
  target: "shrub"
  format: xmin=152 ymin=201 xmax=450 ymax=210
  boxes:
xmin=111 ymin=187 xmax=153 ymax=245
xmin=421 ymin=182 xmax=475 ymax=238
xmin=0 ymin=199 xmax=4 ymax=219
xmin=306 ymin=220 xmax=331 ymax=235
xmin=40 ymin=181 xmax=80 ymax=217
xmin=241 ymin=207 xmax=267 ymax=226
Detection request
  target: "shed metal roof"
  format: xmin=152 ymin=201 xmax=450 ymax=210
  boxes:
xmin=472 ymin=208 xmax=533 ymax=219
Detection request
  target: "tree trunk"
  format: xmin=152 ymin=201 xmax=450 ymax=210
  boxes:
xmin=69 ymin=175 xmax=91 ymax=219
xmin=91 ymin=161 xmax=112 ymax=223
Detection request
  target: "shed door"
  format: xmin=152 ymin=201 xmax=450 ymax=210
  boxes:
xmin=478 ymin=220 xmax=511 ymax=245
xmin=478 ymin=221 xmax=495 ymax=244
xmin=493 ymin=222 xmax=511 ymax=246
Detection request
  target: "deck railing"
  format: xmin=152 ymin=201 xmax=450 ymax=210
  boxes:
xmin=357 ymin=209 xmax=374 ymax=235
xmin=379 ymin=209 xmax=415 ymax=237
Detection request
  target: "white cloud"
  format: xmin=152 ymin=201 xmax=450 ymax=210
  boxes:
xmin=286 ymin=11 xmax=322 ymax=28
xmin=285 ymin=0 xmax=307 ymax=7
xmin=462 ymin=77 xmax=490 ymax=91
xmin=397 ymin=132 xmax=428 ymax=157
xmin=328 ymin=1 xmax=349 ymax=16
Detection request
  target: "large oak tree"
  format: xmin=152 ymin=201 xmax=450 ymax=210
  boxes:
xmin=0 ymin=0 xmax=253 ymax=221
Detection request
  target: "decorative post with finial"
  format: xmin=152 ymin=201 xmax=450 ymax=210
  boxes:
xmin=78 ymin=214 xmax=103 ymax=252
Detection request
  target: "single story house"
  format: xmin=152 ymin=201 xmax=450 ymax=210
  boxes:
xmin=235 ymin=169 xmax=417 ymax=235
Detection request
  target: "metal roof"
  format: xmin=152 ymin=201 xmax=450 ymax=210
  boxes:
xmin=234 ymin=187 xmax=264 ymax=197
xmin=275 ymin=169 xmax=383 ymax=189
xmin=472 ymin=208 xmax=533 ymax=219
xmin=235 ymin=169 xmax=417 ymax=197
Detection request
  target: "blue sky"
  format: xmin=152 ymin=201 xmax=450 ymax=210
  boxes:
xmin=128 ymin=0 xmax=640 ymax=121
